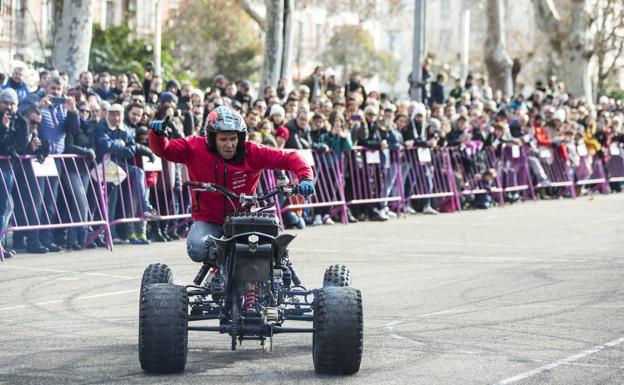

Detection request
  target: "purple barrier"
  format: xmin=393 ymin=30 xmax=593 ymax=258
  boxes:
xmin=535 ymin=146 xmax=576 ymax=197
xmin=574 ymin=153 xmax=608 ymax=194
xmin=344 ymin=147 xmax=404 ymax=213
xmin=256 ymin=169 xmax=282 ymax=212
xmin=279 ymin=149 xmax=347 ymax=224
xmin=0 ymin=154 xmax=112 ymax=260
xmin=99 ymin=155 xmax=192 ymax=232
xmin=500 ymin=144 xmax=535 ymax=200
xmin=605 ymin=143 xmax=624 ymax=184
xmin=402 ymin=147 xmax=460 ymax=211
xmin=449 ymin=147 xmax=504 ymax=206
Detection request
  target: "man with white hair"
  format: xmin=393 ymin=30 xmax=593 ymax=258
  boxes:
xmin=2 ymin=66 xmax=29 ymax=102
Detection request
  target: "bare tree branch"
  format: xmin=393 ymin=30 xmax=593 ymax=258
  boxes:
xmin=236 ymin=0 xmax=265 ymax=31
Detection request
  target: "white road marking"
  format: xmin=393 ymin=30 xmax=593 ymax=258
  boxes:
xmin=0 ymin=265 xmax=135 ymax=280
xmin=0 ymin=289 xmax=137 ymax=312
xmin=493 ymin=336 xmax=624 ymax=385
xmin=590 ymin=215 xmax=624 ymax=225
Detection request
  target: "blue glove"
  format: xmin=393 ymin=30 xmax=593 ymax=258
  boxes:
xmin=298 ymin=179 xmax=315 ymax=197
xmin=149 ymin=118 xmax=169 ymax=137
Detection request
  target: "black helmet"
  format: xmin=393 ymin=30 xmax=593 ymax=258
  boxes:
xmin=204 ymin=105 xmax=247 ymax=133
xmin=204 ymin=106 xmax=247 ymax=160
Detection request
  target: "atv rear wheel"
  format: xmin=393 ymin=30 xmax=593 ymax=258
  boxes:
xmin=141 ymin=263 xmax=173 ymax=296
xmin=313 ymin=287 xmax=363 ymax=374
xmin=139 ymin=283 xmax=188 ymax=373
xmin=323 ymin=264 xmax=351 ymax=287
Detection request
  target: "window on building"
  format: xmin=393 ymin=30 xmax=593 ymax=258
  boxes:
xmin=105 ymin=0 xmax=115 ymax=28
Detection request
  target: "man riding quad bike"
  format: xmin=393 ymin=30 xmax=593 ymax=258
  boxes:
xmin=139 ymin=106 xmax=363 ymax=374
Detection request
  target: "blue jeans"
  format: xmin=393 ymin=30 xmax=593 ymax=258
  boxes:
xmin=107 ymin=165 xmax=149 ymax=237
xmin=0 ymin=164 xmax=15 ymax=242
xmin=186 ymin=221 xmax=224 ymax=262
xmin=63 ymin=169 xmax=91 ymax=245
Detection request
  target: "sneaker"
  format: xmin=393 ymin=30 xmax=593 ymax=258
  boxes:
xmin=312 ymin=214 xmax=323 ymax=226
xmin=42 ymin=242 xmax=63 ymax=252
xmin=383 ymin=208 xmax=398 ymax=219
xmin=136 ymin=233 xmax=151 ymax=245
xmin=423 ymin=206 xmax=439 ymax=215
xmin=1 ymin=246 xmax=15 ymax=259
xmin=322 ymin=214 xmax=334 ymax=225
xmin=112 ymin=237 xmax=129 ymax=245
xmin=406 ymin=206 xmax=417 ymax=215
xmin=66 ymin=242 xmax=84 ymax=251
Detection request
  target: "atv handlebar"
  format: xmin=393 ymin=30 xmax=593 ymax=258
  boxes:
xmin=184 ymin=180 xmax=301 ymax=205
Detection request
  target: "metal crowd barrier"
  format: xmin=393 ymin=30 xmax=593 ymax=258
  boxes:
xmin=449 ymin=146 xmax=505 ymax=206
xmin=275 ymin=149 xmax=347 ymax=224
xmin=605 ymin=143 xmax=624 ymax=184
xmin=535 ymin=146 xmax=576 ymax=198
xmin=99 ymin=155 xmax=193 ymax=233
xmin=5 ymin=142 xmax=624 ymax=260
xmin=0 ymin=154 xmax=112 ymax=260
xmin=499 ymin=144 xmax=535 ymax=200
xmin=344 ymin=147 xmax=405 ymax=212
xmin=402 ymin=147 xmax=459 ymax=212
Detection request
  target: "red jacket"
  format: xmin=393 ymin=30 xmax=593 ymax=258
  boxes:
xmin=149 ymin=132 xmax=313 ymax=224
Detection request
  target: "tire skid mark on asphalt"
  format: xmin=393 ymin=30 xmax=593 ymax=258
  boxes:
xmin=0 ymin=289 xmax=137 ymax=313
xmin=0 ymin=265 xmax=135 ymax=280
xmin=492 ymin=336 xmax=624 ymax=385
xmin=383 ymin=302 xmax=624 ymax=347
xmin=310 ymin=235 xmax=607 ymax=254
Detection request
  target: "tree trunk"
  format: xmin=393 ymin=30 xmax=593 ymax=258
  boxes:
xmin=52 ymin=0 xmax=93 ymax=85
xmin=281 ymin=0 xmax=294 ymax=90
xmin=261 ymin=0 xmax=284 ymax=90
xmin=484 ymin=0 xmax=513 ymax=97
xmin=560 ymin=0 xmax=593 ymax=101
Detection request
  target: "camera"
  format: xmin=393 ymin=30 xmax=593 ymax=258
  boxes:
xmin=144 ymin=61 xmax=154 ymax=72
xmin=51 ymin=96 xmax=67 ymax=105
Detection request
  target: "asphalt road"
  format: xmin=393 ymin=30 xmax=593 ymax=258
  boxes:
xmin=1 ymin=194 xmax=623 ymax=385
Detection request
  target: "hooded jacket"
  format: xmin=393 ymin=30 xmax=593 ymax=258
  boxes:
xmin=149 ymin=132 xmax=313 ymax=224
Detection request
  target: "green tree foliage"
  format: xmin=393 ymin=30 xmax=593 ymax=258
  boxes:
xmin=89 ymin=23 xmax=183 ymax=81
xmin=166 ymin=0 xmax=262 ymax=87
xmin=322 ymin=25 xmax=398 ymax=84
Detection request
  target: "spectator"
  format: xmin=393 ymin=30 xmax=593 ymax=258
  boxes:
xmin=234 ymin=80 xmax=253 ymax=111
xmin=3 ymin=66 xmax=29 ymax=102
xmin=213 ymin=74 xmax=227 ymax=96
xmin=284 ymin=108 xmax=311 ymax=150
xmin=24 ymin=76 xmax=79 ymax=253
xmin=95 ymin=72 xmax=115 ymax=102
xmin=62 ymin=101 xmax=97 ymax=250
xmin=95 ymin=103 xmax=137 ymax=243
xmin=263 ymin=86 xmax=276 ymax=105
xmin=111 ymin=73 xmax=129 ymax=104
xmin=0 ymin=90 xmax=28 ymax=258
xmin=166 ymin=79 xmax=180 ymax=96
xmin=430 ymin=73 xmax=447 ymax=107
xmin=304 ymin=66 xmax=327 ymax=102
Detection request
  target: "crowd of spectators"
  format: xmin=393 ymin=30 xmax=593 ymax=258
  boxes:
xmin=0 ymin=63 xmax=623 ymax=258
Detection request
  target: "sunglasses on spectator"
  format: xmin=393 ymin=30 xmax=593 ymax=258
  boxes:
xmin=29 ymin=120 xmax=40 ymax=126
xmin=79 ymin=109 xmax=89 ymax=113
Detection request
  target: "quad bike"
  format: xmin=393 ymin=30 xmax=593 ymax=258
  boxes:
xmin=138 ymin=181 xmax=363 ymax=375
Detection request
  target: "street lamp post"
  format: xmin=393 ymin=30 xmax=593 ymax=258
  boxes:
xmin=154 ymin=0 xmax=162 ymax=76
xmin=410 ymin=0 xmax=425 ymax=101
xmin=460 ymin=0 xmax=470 ymax=82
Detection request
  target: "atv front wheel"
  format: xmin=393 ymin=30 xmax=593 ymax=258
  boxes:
xmin=323 ymin=264 xmax=351 ymax=287
xmin=313 ymin=287 xmax=363 ymax=374
xmin=140 ymin=263 xmax=173 ymax=295
xmin=139 ymin=283 xmax=188 ymax=373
